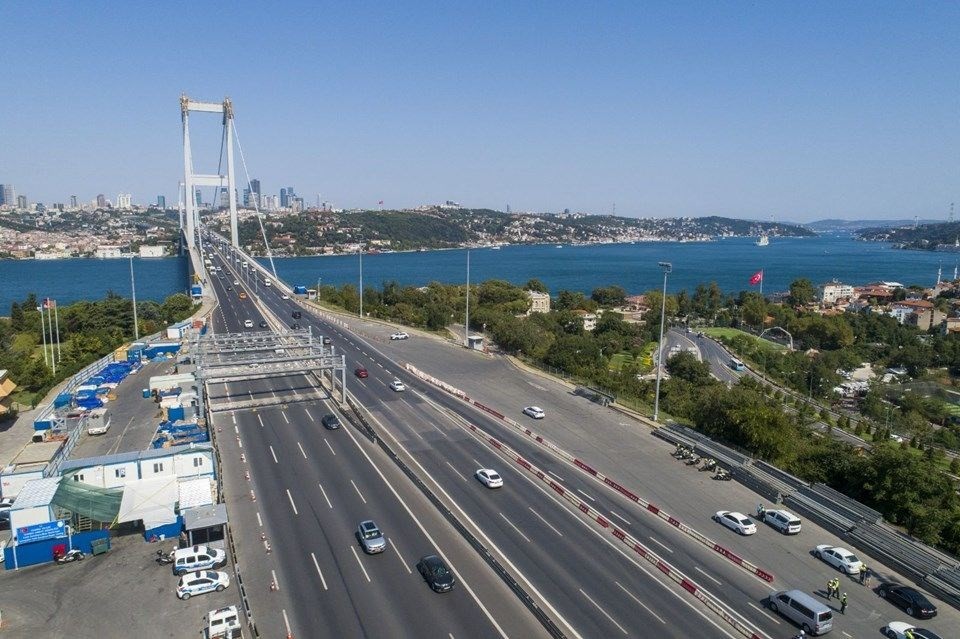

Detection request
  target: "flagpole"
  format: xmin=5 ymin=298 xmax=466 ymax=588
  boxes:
xmin=760 ymin=269 xmax=763 ymax=297
xmin=54 ymin=300 xmax=61 ymax=363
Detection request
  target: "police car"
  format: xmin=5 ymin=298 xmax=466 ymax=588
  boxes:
xmin=173 ymin=544 xmax=227 ymax=575
xmin=176 ymin=570 xmax=230 ymax=600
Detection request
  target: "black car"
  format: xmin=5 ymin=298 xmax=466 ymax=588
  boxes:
xmin=877 ymin=583 xmax=938 ymax=619
xmin=322 ymin=336 xmax=332 ymax=345
xmin=259 ymin=320 xmax=268 ymax=328
xmin=290 ymin=322 xmax=301 ymax=329
xmin=321 ymin=414 xmax=341 ymax=430
xmin=417 ymin=555 xmax=455 ymax=592
xmin=292 ymin=311 xmax=302 ymax=319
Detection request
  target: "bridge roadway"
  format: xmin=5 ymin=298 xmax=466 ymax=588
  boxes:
xmin=206 ymin=264 xmax=548 ymax=638
xmin=206 ymin=244 xmax=768 ymax=638
xmin=212 ymin=243 xmax=960 ymax=639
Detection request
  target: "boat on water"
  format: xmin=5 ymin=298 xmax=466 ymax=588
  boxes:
xmin=556 ymin=245 xmax=563 ymax=248
xmin=756 ymin=235 xmax=769 ymax=247
xmin=489 ymin=245 xmax=501 ymax=250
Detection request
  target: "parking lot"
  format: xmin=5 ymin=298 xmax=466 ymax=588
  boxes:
xmin=0 ymin=533 xmax=238 ymax=638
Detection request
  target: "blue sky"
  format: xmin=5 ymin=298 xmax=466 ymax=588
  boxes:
xmin=1 ymin=2 xmax=958 ymax=221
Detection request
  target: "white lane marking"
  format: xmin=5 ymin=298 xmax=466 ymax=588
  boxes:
xmin=747 ymin=602 xmax=781 ymax=625
xmin=445 ymin=461 xmax=467 ymax=481
xmin=528 ymin=507 xmax=564 ymax=537
xmin=648 ymin=536 xmax=674 ymax=554
xmin=286 ymin=489 xmax=299 ymax=515
xmin=579 ymin=588 xmax=628 ymax=635
xmin=350 ymin=546 xmax=371 ymax=582
xmin=324 ymin=438 xmax=336 ymax=456
xmin=317 ymin=482 xmax=333 ymax=509
xmin=292 ymin=386 xmax=299 ymax=397
xmin=281 ymin=411 xmax=289 ymax=424
xmin=231 ymin=414 xmax=237 ymax=424
xmin=269 ymin=445 xmax=278 ymax=464
xmin=471 ymin=457 xmax=482 ymax=468
xmin=388 ymin=537 xmax=412 ymax=574
xmin=841 ymin=633 xmax=853 ymax=638
xmin=310 ymin=552 xmax=328 ymax=590
xmin=339 ymin=411 xmax=515 ymax=639
xmin=248 ymin=390 xmax=254 ymax=400
xmin=547 ymin=470 xmax=564 ymax=482
xmin=257 ymin=414 xmax=264 ymax=428
xmin=498 ymin=512 xmax=531 ymax=543
xmin=377 ymin=362 xmax=384 ymax=368
xmin=256 ymin=511 xmax=263 ymax=527
xmin=271 ymin=569 xmax=279 ymax=591
xmin=695 ymin=566 xmax=722 ymax=586
xmin=610 ymin=511 xmax=630 ymax=525
xmin=577 ymin=488 xmax=596 ymax=502
xmin=350 ymin=479 xmax=367 ymax=504
xmin=305 ymin=409 xmax=315 ymax=422
xmin=282 ymin=609 xmax=292 ymax=636
xmin=614 ymin=581 xmax=666 ymax=624
xmin=297 ymin=442 xmax=307 ymax=458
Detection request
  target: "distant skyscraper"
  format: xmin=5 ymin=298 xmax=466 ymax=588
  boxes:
xmin=280 ymin=188 xmax=288 ymax=208
xmin=96 ymin=193 xmax=107 ymax=208
xmin=157 ymin=195 xmax=166 ymax=208
xmin=70 ymin=195 xmax=78 ymax=209
xmin=194 ymin=188 xmax=202 ymax=207
xmin=117 ymin=193 xmax=132 ymax=210
xmin=17 ymin=195 xmax=27 ymax=210
xmin=219 ymin=187 xmax=229 ymax=209
xmin=0 ymin=185 xmax=5 ymax=205
xmin=250 ymin=179 xmax=261 ymax=196
xmin=2 ymin=184 xmax=16 ymax=207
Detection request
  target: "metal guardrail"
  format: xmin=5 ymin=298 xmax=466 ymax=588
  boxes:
xmin=653 ymin=423 xmax=960 ymax=611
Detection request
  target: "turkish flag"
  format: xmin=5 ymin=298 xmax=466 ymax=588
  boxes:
xmin=749 ymin=270 xmax=763 ymax=286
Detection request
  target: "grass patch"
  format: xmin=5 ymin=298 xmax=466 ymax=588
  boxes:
xmin=703 ymin=327 xmax=787 ymax=353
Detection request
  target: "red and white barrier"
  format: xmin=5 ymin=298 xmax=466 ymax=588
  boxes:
xmin=456 ymin=416 xmax=768 ymax=639
xmin=406 ymin=364 xmax=775 ymax=584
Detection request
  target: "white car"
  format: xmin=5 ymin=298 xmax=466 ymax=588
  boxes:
xmin=176 ymin=570 xmax=230 ymax=600
xmin=281 ymin=294 xmax=290 ymax=300
xmin=243 ymin=320 xmax=254 ymax=328
xmin=763 ymin=509 xmax=802 ymax=535
xmin=523 ymin=406 xmax=545 ymax=419
xmin=713 ymin=511 xmax=757 ymax=535
xmin=882 ymin=622 xmax=943 ymax=639
xmin=233 ymin=280 xmax=239 ymax=285
xmin=814 ymin=544 xmax=862 ymax=574
xmin=476 ymin=469 xmax=503 ymax=488
xmin=390 ymin=331 xmax=410 ymax=340
xmin=389 ymin=379 xmax=406 ymax=392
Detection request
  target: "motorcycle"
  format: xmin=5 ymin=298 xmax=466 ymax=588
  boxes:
xmin=685 ymin=455 xmax=702 ymax=466
xmin=677 ymin=448 xmax=694 ymax=460
xmin=700 ymin=458 xmax=717 ymax=472
xmin=713 ymin=469 xmax=732 ymax=481
xmin=54 ymin=548 xmax=85 ymax=564
xmin=155 ymin=547 xmax=176 ymax=565
xmin=671 ymin=444 xmax=690 ymax=458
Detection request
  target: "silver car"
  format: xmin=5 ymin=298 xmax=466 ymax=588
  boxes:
xmin=357 ymin=520 xmax=387 ymax=554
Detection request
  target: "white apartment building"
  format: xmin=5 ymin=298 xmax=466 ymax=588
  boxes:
xmin=821 ymin=282 xmax=854 ymax=305
xmin=527 ymin=290 xmax=551 ymax=314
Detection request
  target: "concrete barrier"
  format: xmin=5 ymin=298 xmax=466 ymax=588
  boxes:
xmin=405 ymin=364 xmax=776 ymax=584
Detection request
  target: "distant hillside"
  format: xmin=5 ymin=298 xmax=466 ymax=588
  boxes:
xmin=857 ymin=221 xmax=960 ymax=250
xmin=805 ymin=218 xmax=938 ymax=233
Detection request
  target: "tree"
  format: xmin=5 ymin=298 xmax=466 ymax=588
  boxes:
xmin=9 ymin=302 xmax=24 ymax=331
xmin=788 ymin=278 xmax=816 ymax=307
xmin=591 ymin=285 xmax=627 ymax=308
xmin=554 ymin=290 xmax=587 ymax=311
xmin=525 ymin=278 xmax=548 ymax=294
xmin=666 ymin=351 xmax=713 ymax=386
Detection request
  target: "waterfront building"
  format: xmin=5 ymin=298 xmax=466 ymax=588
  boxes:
xmin=526 ymin=290 xmax=551 ymax=314
xmin=821 ymin=281 xmax=854 ymax=305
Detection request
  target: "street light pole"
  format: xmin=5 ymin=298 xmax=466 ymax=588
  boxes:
xmin=653 ymin=261 xmax=673 ymax=422
xmin=464 ymin=249 xmax=470 ymax=347
xmin=129 ymin=256 xmax=139 ymax=340
xmin=359 ymin=246 xmax=364 ymax=318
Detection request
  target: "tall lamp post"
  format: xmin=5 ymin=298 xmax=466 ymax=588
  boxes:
xmin=464 ymin=249 xmax=471 ymax=347
xmin=653 ymin=261 xmax=672 ymax=422
xmin=358 ymin=246 xmax=364 ymax=318
xmin=129 ymin=256 xmax=139 ymax=340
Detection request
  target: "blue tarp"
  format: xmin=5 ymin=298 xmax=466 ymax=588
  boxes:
xmin=54 ymin=393 xmax=72 ymax=409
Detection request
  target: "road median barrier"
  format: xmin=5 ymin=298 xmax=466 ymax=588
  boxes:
xmin=405 ymin=363 xmax=776 ymax=585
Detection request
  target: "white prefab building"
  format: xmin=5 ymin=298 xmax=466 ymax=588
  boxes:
xmin=59 ymin=443 xmax=216 ymax=490
xmin=7 ymin=477 xmax=61 ymax=533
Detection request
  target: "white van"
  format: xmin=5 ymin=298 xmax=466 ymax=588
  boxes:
xmin=86 ymin=408 xmax=111 ymax=435
xmin=769 ymin=589 xmax=833 ymax=635
xmin=206 ymin=605 xmax=242 ymax=638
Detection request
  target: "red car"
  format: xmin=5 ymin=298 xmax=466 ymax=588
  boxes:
xmin=354 ymin=367 xmax=368 ymax=378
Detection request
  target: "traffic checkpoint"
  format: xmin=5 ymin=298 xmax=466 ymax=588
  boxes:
xmin=404 ymin=364 xmax=775 ymax=585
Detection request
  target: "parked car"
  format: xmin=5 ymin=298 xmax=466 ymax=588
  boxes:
xmin=417 ymin=555 xmax=455 ymax=592
xmin=173 ymin=545 xmax=227 ymax=575
xmin=763 ymin=509 xmax=802 ymax=534
xmin=882 ymin=622 xmax=943 ymax=639
xmin=475 ymin=469 xmax=503 ymax=488
xmin=357 ymin=520 xmax=387 ymax=554
xmin=176 ymin=570 xmax=230 ymax=600
xmin=355 ymin=367 xmax=369 ymax=378
xmin=713 ymin=511 xmax=757 ymax=535
xmin=877 ymin=583 xmax=938 ymax=619
xmin=389 ymin=379 xmax=406 ymax=392
xmin=814 ymin=545 xmax=862 ymax=575
xmin=522 ymin=406 xmax=545 ymax=419
xmin=390 ymin=331 xmax=409 ymax=340
xmin=321 ymin=414 xmax=341 ymax=430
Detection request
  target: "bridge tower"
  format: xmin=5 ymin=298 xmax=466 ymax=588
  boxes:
xmin=180 ymin=94 xmax=240 ymax=248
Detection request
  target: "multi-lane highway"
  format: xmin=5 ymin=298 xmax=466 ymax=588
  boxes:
xmin=205 ymin=254 xmax=549 ymax=639
xmin=205 ymin=237 xmax=960 ymax=639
